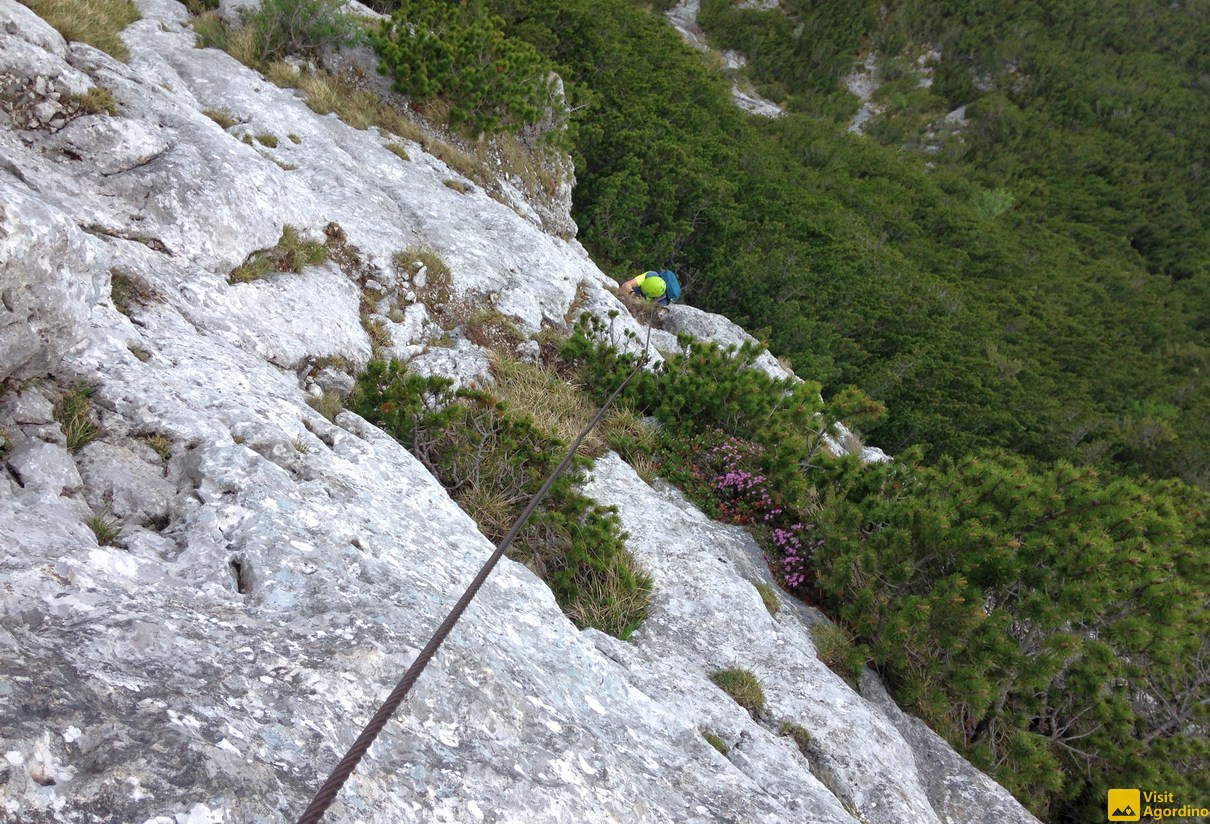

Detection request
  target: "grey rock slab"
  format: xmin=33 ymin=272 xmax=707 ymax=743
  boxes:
xmin=74 ymin=439 xmax=175 ymax=525
xmin=5 ymin=432 xmax=83 ymax=495
xmin=861 ymin=674 xmax=1041 ymax=824
xmin=662 ymin=304 xmax=794 ymax=381
xmin=0 ymin=178 xmax=105 ymax=383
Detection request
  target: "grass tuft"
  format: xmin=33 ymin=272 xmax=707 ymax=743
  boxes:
xmin=255 ymin=132 xmax=278 ymax=147
xmin=202 ymin=108 xmax=237 ymax=129
xmin=709 ymin=667 xmax=766 ymax=717
xmin=810 ymin=621 xmax=862 ymax=686
xmin=18 ymin=0 xmax=140 ymax=61
xmin=753 ymin=581 xmax=780 ymax=615
xmin=306 ymin=390 xmax=343 ymax=422
xmin=702 ymin=730 xmax=727 ymax=754
xmin=87 ymin=511 xmax=121 ymax=545
xmin=778 ymin=721 xmax=812 ymax=755
xmin=490 ymin=357 xmax=604 ymax=456
xmin=385 ymin=142 xmax=409 ymax=161
xmin=54 ymin=386 xmax=99 ymax=451
xmin=443 ymin=178 xmax=470 ymax=193
xmin=228 ymin=225 xmax=326 ymax=284
xmin=71 ymin=87 xmax=119 ymax=115
xmin=143 ymin=434 xmax=171 ymax=462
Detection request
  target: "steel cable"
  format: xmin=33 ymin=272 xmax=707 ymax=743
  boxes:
xmin=296 ymin=306 xmax=655 ymax=823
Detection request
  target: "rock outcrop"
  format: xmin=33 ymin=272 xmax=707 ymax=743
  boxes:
xmin=0 ymin=2 xmax=1035 ymax=822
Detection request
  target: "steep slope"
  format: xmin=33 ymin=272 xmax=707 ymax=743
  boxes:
xmin=1 ymin=2 xmax=1035 ymax=821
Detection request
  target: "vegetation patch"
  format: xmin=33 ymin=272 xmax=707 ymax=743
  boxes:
xmin=306 ymin=390 xmax=343 ymax=422
xmin=709 ymin=667 xmax=765 ymax=717
xmin=809 ymin=622 xmax=861 ymax=685
xmin=490 ymin=356 xmax=603 ymax=456
xmin=701 ymin=730 xmax=727 ymax=754
xmin=202 ymin=108 xmax=237 ymax=129
xmin=228 ymin=225 xmax=326 ymax=284
xmin=371 ymin=0 xmax=555 ymax=135
xmin=753 ymin=581 xmax=779 ymax=616
xmin=778 ymin=721 xmax=811 ymax=756
xmin=17 ymin=0 xmax=140 ymax=61
xmin=86 ymin=511 xmax=121 ymax=545
xmin=255 ymin=132 xmax=278 ymax=147
xmin=70 ymin=87 xmax=119 ymax=115
xmin=143 ymin=434 xmax=171 ymax=462
xmin=53 ymin=386 xmax=99 ymax=451
xmin=110 ymin=269 xmax=154 ymax=316
xmin=350 ymin=361 xmax=650 ymax=638
xmin=385 ymin=142 xmax=409 ymax=161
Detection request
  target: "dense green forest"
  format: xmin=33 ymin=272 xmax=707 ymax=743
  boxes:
xmin=362 ymin=0 xmax=1208 ymax=820
xmin=488 ymin=0 xmax=1210 ymax=488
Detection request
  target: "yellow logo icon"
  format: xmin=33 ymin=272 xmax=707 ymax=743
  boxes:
xmin=1108 ymin=789 xmax=1141 ymax=821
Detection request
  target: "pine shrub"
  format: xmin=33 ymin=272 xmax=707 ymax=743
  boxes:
xmin=371 ymin=0 xmax=555 ymax=135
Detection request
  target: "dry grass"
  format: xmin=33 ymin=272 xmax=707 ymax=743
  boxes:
xmin=385 ymin=142 xmax=409 ymax=161
xmin=110 ymin=268 xmax=154 ymax=315
xmin=563 ymin=568 xmax=650 ymax=640
xmin=19 ymin=0 xmax=140 ymax=60
xmin=203 ymin=108 xmax=237 ymax=129
xmin=71 ymin=87 xmax=119 ymax=115
xmin=443 ymin=178 xmax=471 ymax=193
xmin=778 ymin=721 xmax=811 ymax=755
xmin=255 ymin=132 xmax=278 ymax=147
xmin=143 ymin=434 xmax=171 ymax=461
xmin=306 ymin=390 xmax=343 ymax=422
xmin=455 ymin=485 xmax=519 ymax=539
xmin=490 ymin=357 xmax=604 ymax=456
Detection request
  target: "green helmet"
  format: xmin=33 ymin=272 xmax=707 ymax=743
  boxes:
xmin=640 ymin=273 xmax=666 ymax=299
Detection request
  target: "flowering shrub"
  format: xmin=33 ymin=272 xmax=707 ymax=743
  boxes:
xmin=770 ymin=523 xmax=824 ymax=591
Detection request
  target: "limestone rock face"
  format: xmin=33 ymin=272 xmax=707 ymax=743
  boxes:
xmin=0 ymin=2 xmax=1035 ymax=823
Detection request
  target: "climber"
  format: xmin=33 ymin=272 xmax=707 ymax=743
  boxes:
xmin=620 ymin=270 xmax=681 ymax=306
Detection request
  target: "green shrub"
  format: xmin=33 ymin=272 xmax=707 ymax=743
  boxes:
xmin=372 ymin=0 xmax=555 ymax=135
xmin=350 ymin=360 xmax=650 ymax=637
xmin=54 ymin=387 xmax=99 ymax=451
xmin=709 ymin=667 xmax=765 ymax=716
